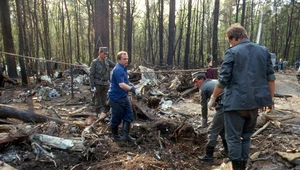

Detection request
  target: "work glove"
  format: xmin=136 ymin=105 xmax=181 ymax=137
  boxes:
xmin=91 ymin=85 xmax=96 ymax=93
xmin=130 ymin=86 xmax=140 ymax=96
xmin=207 ymin=95 xmax=217 ymax=110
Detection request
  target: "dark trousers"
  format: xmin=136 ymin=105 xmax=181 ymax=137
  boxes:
xmin=224 ymin=109 xmax=258 ymax=161
xmin=207 ymin=108 xmax=225 ymax=147
xmin=0 ymin=74 xmax=4 ymax=87
xmin=95 ymin=84 xmax=110 ymax=113
xmin=110 ymin=97 xmax=134 ymax=127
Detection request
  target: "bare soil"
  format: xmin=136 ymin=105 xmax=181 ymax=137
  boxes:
xmin=0 ymin=70 xmax=300 ymax=170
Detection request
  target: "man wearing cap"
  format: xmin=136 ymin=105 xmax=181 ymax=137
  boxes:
xmin=193 ymin=73 xmax=227 ymax=162
xmin=90 ymin=47 xmax=115 ymax=116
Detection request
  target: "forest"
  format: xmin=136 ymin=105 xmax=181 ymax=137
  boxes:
xmin=1 ymin=1 xmax=300 ymax=170
xmin=0 ymin=0 xmax=300 ymax=84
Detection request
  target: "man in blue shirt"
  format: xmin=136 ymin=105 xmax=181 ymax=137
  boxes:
xmin=108 ymin=51 xmax=138 ymax=142
xmin=208 ymin=24 xmax=275 ymax=169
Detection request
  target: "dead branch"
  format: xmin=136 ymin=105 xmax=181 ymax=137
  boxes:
xmin=0 ymin=104 xmax=67 ymax=124
xmin=95 ymin=160 xmax=123 ymax=168
xmin=0 ymin=125 xmax=40 ymax=144
xmin=170 ymin=118 xmax=187 ymax=140
xmin=251 ymin=156 xmax=272 ymax=163
xmin=252 ymin=121 xmax=270 ymax=137
xmin=180 ymin=86 xmax=197 ymax=97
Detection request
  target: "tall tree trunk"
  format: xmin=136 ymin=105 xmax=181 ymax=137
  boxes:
xmin=16 ymin=0 xmax=28 ymax=85
xmin=87 ymin=0 xmax=92 ymax=64
xmin=176 ymin=1 xmax=186 ymax=66
xmin=60 ymin=1 xmax=67 ymax=69
xmin=145 ymin=0 xmax=154 ymax=64
xmin=249 ymin=0 xmax=254 ymax=41
xmin=110 ymin=0 xmax=115 ymax=61
xmin=0 ymin=0 xmax=18 ymax=78
xmin=126 ymin=0 xmax=132 ymax=64
xmin=158 ymin=0 xmax=164 ymax=65
xmin=75 ymin=0 xmax=80 ymax=62
xmin=199 ymin=0 xmax=206 ymax=67
xmin=184 ymin=0 xmax=192 ymax=69
xmin=33 ymin=0 xmax=40 ymax=74
xmin=119 ymin=0 xmax=124 ymax=51
xmin=64 ymin=0 xmax=74 ymax=98
xmin=193 ymin=0 xmax=199 ymax=68
xmin=235 ymin=0 xmax=240 ymax=23
xmin=167 ymin=0 xmax=175 ymax=66
xmin=240 ymin=0 xmax=246 ymax=26
xmin=41 ymin=0 xmax=52 ymax=76
xmin=94 ymin=0 xmax=109 ymax=58
xmin=283 ymin=0 xmax=295 ymax=61
xmin=24 ymin=0 xmax=31 ymax=76
xmin=212 ymin=0 xmax=220 ymax=67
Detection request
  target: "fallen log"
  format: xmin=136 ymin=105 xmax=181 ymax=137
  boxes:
xmin=0 ymin=125 xmax=39 ymax=144
xmin=0 ymin=104 xmax=66 ymax=124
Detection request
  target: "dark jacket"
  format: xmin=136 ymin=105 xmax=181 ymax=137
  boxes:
xmin=200 ymin=79 xmax=224 ymax=117
xmin=90 ymin=58 xmax=115 ymax=86
xmin=218 ymin=39 xmax=275 ymax=111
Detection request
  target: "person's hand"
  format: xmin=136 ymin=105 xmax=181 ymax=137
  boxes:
xmin=91 ymin=85 xmax=96 ymax=93
xmin=130 ymin=86 xmax=141 ymax=96
xmin=266 ymin=98 xmax=275 ymax=113
xmin=207 ymin=95 xmax=217 ymax=110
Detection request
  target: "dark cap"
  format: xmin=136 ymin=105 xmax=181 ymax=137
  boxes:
xmin=99 ymin=47 xmax=109 ymax=54
xmin=192 ymin=72 xmax=206 ymax=82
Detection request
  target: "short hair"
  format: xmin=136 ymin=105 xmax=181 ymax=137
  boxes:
xmin=226 ymin=23 xmax=248 ymax=41
xmin=117 ymin=51 xmax=128 ymax=60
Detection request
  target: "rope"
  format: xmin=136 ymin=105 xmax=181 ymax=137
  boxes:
xmin=0 ymin=51 xmax=212 ymax=74
xmin=0 ymin=51 xmax=87 ymax=67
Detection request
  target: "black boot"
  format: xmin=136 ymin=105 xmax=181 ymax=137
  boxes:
xmin=198 ymin=146 xmax=214 ymax=162
xmin=242 ymin=160 xmax=247 ymax=169
xmin=111 ymin=126 xmax=121 ymax=141
xmin=121 ymin=121 xmax=136 ymax=142
xmin=231 ymin=160 xmax=245 ymax=170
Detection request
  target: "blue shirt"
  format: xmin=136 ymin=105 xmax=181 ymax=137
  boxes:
xmin=108 ymin=63 xmax=129 ymax=100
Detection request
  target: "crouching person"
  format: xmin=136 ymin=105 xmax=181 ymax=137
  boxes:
xmin=193 ymin=73 xmax=227 ymax=162
xmin=199 ymin=94 xmax=227 ymax=161
xmin=108 ymin=51 xmax=139 ymax=142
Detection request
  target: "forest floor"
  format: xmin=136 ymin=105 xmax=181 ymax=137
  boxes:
xmin=0 ymin=69 xmax=300 ymax=170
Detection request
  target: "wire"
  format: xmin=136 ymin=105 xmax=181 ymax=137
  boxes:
xmin=0 ymin=51 xmax=213 ymax=73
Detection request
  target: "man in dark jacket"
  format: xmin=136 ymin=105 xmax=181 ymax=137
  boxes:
xmin=90 ymin=47 xmax=115 ymax=116
xmin=193 ymin=73 xmax=227 ymax=162
xmin=208 ymin=23 xmax=275 ymax=170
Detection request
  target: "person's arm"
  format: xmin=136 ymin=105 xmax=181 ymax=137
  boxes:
xmin=200 ymin=89 xmax=208 ymax=118
xmin=268 ymin=81 xmax=275 ymax=98
xmin=108 ymin=59 xmax=116 ymax=68
xmin=119 ymin=82 xmax=134 ymax=91
xmin=89 ymin=61 xmax=96 ymax=87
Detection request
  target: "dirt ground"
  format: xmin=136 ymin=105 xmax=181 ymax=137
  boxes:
xmin=0 ymin=69 xmax=300 ymax=170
